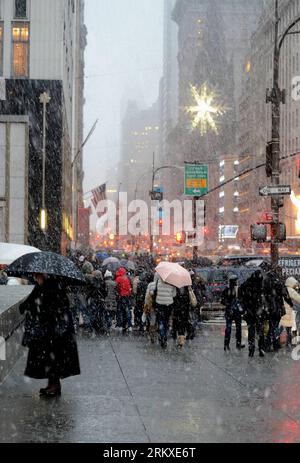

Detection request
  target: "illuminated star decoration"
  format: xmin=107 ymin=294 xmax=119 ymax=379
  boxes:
xmin=185 ymin=83 xmax=226 ymax=136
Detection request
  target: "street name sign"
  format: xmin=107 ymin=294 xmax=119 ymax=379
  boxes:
xmin=184 ymin=164 xmax=209 ymax=196
xmin=259 ymin=185 xmax=291 ymax=197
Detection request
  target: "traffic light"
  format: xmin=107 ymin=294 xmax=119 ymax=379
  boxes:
xmin=272 ymin=223 xmax=286 ymax=242
xmin=176 ymin=232 xmax=185 ymax=244
xmin=251 ymin=224 xmax=267 ymax=242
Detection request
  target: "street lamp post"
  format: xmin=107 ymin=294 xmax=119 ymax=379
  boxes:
xmin=71 ymin=119 xmax=98 ymax=249
xmin=39 ymin=92 xmax=51 ymax=231
xmin=267 ymin=0 xmax=300 ymax=267
xmin=149 ymin=163 xmax=185 ymax=255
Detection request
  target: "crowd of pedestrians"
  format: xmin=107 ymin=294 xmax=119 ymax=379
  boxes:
xmin=7 ymin=247 xmax=300 ymax=397
xmin=67 ymin=252 xmax=205 ymax=349
xmin=221 ymin=264 xmax=300 ymax=357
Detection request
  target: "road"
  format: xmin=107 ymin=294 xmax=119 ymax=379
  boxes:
xmin=1 ymin=325 xmax=300 ymax=443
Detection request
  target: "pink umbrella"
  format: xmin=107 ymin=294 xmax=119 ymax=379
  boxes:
xmin=155 ymin=262 xmax=192 ymax=289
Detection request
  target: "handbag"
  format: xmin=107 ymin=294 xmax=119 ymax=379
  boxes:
xmin=188 ymin=287 xmax=198 ymax=308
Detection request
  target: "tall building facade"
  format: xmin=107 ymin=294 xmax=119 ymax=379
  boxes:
xmin=237 ymin=0 xmax=300 ymax=249
xmin=159 ymin=0 xmax=179 ymax=166
xmin=0 ymin=0 xmax=86 ymax=252
xmin=118 ymin=100 xmax=160 ymax=204
xmin=163 ymin=0 xmax=261 ymax=251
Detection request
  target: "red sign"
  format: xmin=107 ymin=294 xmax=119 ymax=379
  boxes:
xmin=263 ymin=212 xmax=273 ymax=222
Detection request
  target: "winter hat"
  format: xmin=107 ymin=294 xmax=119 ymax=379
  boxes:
xmin=82 ymin=261 xmax=94 ymax=275
xmin=104 ymin=270 xmax=113 ymax=279
xmin=93 ymin=270 xmax=103 ymax=280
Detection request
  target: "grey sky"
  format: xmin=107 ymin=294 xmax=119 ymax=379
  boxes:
xmin=83 ymin=0 xmax=164 ymax=198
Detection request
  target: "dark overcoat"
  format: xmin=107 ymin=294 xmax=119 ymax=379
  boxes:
xmin=19 ymin=280 xmax=80 ymax=380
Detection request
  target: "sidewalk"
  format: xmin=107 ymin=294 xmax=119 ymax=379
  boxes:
xmin=1 ymin=325 xmax=300 ymax=443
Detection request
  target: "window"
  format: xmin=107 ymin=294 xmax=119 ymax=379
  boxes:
xmin=0 ymin=23 xmax=3 ymax=76
xmin=12 ymin=22 xmax=29 ymax=77
xmin=14 ymin=0 xmax=27 ymax=19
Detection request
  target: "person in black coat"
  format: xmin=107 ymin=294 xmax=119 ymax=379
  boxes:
xmin=239 ymin=270 xmax=266 ymax=358
xmin=172 ymin=287 xmax=191 ymax=348
xmin=222 ymin=275 xmax=245 ymax=352
xmin=19 ymin=274 xmax=80 ymax=397
xmin=134 ymin=271 xmax=152 ymax=331
xmin=263 ymin=266 xmax=293 ymax=351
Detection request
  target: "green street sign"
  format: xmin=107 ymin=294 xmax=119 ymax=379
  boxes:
xmin=184 ymin=164 xmax=209 ymax=196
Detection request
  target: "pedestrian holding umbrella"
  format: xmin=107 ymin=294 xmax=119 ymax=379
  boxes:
xmin=155 ymin=262 xmax=192 ymax=289
xmin=102 ymin=256 xmax=120 ymax=267
xmin=6 ymin=251 xmax=86 ymax=284
xmin=7 ymin=252 xmax=84 ymax=398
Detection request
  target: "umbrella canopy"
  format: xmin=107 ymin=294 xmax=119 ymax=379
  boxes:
xmin=102 ymin=257 xmax=120 ymax=267
xmin=155 ymin=262 xmax=192 ymax=289
xmin=96 ymin=251 xmax=109 ymax=261
xmin=120 ymin=259 xmax=136 ymax=271
xmin=6 ymin=251 xmax=85 ymax=285
xmin=0 ymin=243 xmax=41 ymax=266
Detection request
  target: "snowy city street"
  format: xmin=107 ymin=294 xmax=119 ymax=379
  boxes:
xmin=1 ymin=325 xmax=300 ymax=443
xmin=1 ymin=0 xmax=300 ymax=447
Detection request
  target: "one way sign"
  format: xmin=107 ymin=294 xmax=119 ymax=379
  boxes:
xmin=259 ymin=185 xmax=291 ymax=197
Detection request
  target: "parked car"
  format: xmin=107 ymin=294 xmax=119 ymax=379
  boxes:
xmin=194 ymin=266 xmax=256 ymax=311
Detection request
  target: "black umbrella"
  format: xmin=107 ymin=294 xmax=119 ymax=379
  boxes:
xmin=6 ymin=251 xmax=85 ymax=285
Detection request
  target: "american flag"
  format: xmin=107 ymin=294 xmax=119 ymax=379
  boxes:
xmin=91 ymin=183 xmax=106 ymax=208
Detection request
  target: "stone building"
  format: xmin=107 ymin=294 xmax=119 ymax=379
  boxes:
xmin=0 ymin=0 xmax=86 ymax=252
xmin=237 ymin=0 xmax=300 ymax=249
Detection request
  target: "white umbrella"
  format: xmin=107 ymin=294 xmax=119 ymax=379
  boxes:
xmin=0 ymin=243 xmax=41 ymax=266
xmin=102 ymin=257 xmax=120 ymax=267
xmin=155 ymin=262 xmax=192 ymax=289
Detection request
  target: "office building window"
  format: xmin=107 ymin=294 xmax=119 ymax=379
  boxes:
xmin=0 ymin=23 xmax=3 ymax=76
xmin=12 ymin=22 xmax=29 ymax=77
xmin=14 ymin=0 xmax=28 ymax=19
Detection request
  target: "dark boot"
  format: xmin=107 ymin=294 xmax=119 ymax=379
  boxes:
xmin=286 ymin=329 xmax=293 ymax=347
xmin=40 ymin=379 xmax=61 ymax=397
xmin=224 ymin=341 xmax=230 ymax=352
xmin=249 ymin=346 xmax=255 ymax=358
xmin=236 ymin=343 xmax=246 ymax=350
xmin=160 ymin=337 xmax=168 ymax=349
xmin=259 ymin=349 xmax=265 ymax=358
